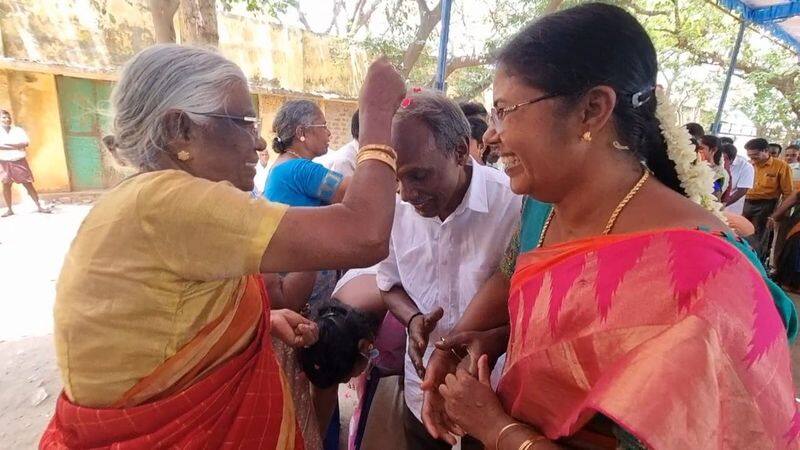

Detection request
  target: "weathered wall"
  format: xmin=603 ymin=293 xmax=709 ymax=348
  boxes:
xmin=0 ymin=1 xmax=365 ymax=98
xmin=320 ymin=100 xmax=357 ymax=150
xmin=0 ymin=0 xmax=365 ymax=198
xmin=1 ymin=70 xmax=70 ymax=196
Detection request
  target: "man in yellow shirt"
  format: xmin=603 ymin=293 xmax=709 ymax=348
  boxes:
xmin=744 ymin=138 xmax=794 ymax=263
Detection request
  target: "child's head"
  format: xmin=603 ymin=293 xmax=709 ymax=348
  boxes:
xmin=299 ymin=299 xmax=378 ymax=388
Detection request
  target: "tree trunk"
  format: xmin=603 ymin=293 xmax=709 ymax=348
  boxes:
xmin=179 ymin=0 xmax=219 ymax=47
xmin=148 ymin=0 xmax=181 ymax=43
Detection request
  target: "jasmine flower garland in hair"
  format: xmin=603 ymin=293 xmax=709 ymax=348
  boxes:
xmin=653 ymin=87 xmax=726 ymax=222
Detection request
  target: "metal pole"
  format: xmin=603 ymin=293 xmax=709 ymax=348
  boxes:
xmin=711 ymin=20 xmax=746 ymax=134
xmin=434 ymin=0 xmax=453 ymax=91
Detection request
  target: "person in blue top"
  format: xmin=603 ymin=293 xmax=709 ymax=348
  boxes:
xmin=265 ymin=99 xmax=348 ymax=206
xmin=264 ymin=99 xmax=350 ymax=450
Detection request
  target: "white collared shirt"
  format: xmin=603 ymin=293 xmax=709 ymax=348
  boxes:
xmin=314 ymin=139 xmax=358 ymax=177
xmin=252 ymin=161 xmax=269 ymax=196
xmin=0 ymin=125 xmax=29 ymax=161
xmin=726 ymin=154 xmax=754 ymax=214
xmin=377 ymin=162 xmax=521 ymax=421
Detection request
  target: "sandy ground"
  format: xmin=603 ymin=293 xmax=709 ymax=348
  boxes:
xmin=2 ymin=200 xmax=800 ymax=449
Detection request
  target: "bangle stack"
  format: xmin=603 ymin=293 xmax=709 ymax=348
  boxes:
xmin=357 ymin=144 xmax=398 ymax=172
xmin=496 ymin=422 xmax=548 ymax=450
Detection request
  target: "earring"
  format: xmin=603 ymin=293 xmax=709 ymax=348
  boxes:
xmin=581 ymin=131 xmax=592 ymax=142
xmin=300 ymin=136 xmax=306 ymax=142
xmin=612 ymin=141 xmax=630 ymax=150
xmin=177 ymin=150 xmax=191 ymax=161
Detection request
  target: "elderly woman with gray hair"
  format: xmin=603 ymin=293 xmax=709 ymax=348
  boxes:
xmin=41 ymin=44 xmax=405 ymax=449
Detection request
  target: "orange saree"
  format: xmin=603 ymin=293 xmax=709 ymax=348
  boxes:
xmin=499 ymin=229 xmax=799 ymax=449
xmin=40 ymin=275 xmax=304 ymax=450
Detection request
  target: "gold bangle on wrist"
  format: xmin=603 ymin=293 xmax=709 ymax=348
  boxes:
xmin=518 ymin=434 xmax=549 ymax=450
xmin=496 ymin=422 xmax=525 ymax=450
xmin=358 ymin=144 xmax=397 ymax=159
xmin=357 ymin=150 xmax=397 ymax=172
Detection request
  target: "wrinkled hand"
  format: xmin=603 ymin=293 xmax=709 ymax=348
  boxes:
xmin=439 ymin=355 xmax=509 ymax=445
xmin=270 ymin=309 xmax=319 ymax=348
xmin=408 ymin=307 xmax=444 ymax=379
xmin=421 ymin=349 xmax=462 ymax=445
xmin=436 ymin=327 xmax=508 ymax=376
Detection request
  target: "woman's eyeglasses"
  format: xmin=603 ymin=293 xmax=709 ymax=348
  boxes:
xmin=188 ymin=112 xmax=262 ymax=136
xmin=489 ymin=93 xmax=563 ymax=130
xmin=304 ymin=123 xmax=329 ymax=131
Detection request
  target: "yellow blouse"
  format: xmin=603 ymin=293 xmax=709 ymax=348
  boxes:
xmin=54 ymin=170 xmax=287 ymax=407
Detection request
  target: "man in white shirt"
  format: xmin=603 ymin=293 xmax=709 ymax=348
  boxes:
xmin=314 ymin=110 xmax=359 ymax=177
xmin=0 ymin=109 xmax=49 ymax=217
xmin=721 ymin=142 xmax=754 ymax=215
xmin=252 ymin=149 xmax=270 ymax=196
xmin=377 ymin=92 xmax=521 ymax=450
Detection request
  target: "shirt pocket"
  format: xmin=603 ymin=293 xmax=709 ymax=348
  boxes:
xmin=763 ymin=173 xmax=779 ymax=189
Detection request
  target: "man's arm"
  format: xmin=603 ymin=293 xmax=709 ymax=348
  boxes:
xmin=725 ymin=188 xmax=749 ymax=207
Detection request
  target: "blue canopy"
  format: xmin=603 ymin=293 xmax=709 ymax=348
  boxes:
xmin=718 ymin=0 xmax=800 ymax=52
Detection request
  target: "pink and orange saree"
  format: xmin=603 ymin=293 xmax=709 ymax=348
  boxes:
xmin=40 ymin=275 xmax=304 ymax=450
xmin=499 ymin=229 xmax=799 ymax=449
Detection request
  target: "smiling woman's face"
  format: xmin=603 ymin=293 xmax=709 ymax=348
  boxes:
xmin=178 ymin=80 xmax=266 ymax=192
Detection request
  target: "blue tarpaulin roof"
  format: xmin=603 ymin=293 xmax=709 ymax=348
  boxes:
xmin=718 ymin=0 xmax=800 ymax=51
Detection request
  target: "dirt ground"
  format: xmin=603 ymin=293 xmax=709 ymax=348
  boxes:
xmin=2 ymin=201 xmax=800 ymax=449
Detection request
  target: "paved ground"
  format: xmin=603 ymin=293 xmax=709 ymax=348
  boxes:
xmin=1 ymin=200 xmax=800 ymax=449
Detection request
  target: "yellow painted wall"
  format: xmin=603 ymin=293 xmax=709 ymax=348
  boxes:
xmin=2 ymin=71 xmax=71 ymax=199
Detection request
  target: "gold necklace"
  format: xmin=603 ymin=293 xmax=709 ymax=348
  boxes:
xmin=285 ymin=150 xmax=305 ymax=159
xmin=537 ymin=170 xmax=650 ymax=248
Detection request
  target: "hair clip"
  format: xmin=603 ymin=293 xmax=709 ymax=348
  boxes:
xmin=401 ymin=98 xmax=413 ymax=108
xmin=632 ymin=86 xmax=655 ymax=108
xmin=276 ymin=136 xmax=283 ymax=143
xmin=412 ymin=86 xmax=423 ymax=93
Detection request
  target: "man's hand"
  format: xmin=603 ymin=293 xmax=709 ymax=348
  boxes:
xmin=407 ymin=307 xmax=444 ymax=378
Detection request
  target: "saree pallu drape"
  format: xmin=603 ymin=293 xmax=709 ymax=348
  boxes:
xmin=499 ymin=229 xmax=799 ymax=449
xmin=40 ymin=275 xmax=304 ymax=450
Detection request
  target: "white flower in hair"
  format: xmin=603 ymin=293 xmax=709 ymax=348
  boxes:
xmin=653 ymin=87 xmax=726 ymax=222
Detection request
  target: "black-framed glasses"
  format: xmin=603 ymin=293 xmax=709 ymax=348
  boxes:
xmin=490 ymin=93 xmax=563 ymax=130
xmin=188 ymin=112 xmax=262 ymax=135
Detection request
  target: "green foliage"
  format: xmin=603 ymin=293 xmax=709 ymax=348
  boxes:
xmin=220 ymin=0 xmax=299 ymax=16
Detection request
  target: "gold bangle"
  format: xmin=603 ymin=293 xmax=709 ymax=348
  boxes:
xmin=496 ymin=422 xmax=525 ymax=450
xmin=357 ymin=150 xmax=396 ymax=172
xmin=356 ymin=149 xmax=397 ymax=167
xmin=358 ymin=144 xmax=397 ymax=159
xmin=518 ymin=434 xmax=549 ymax=450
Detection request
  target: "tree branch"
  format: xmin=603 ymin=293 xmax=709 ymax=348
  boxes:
xmin=445 ymin=54 xmax=492 ymax=78
xmin=399 ymin=0 xmax=442 ymax=78
xmin=148 ymin=0 xmax=180 ymax=43
xmin=543 ymin=0 xmax=564 ymax=14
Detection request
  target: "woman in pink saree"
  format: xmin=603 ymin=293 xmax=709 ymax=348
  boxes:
xmin=423 ymin=4 xmax=798 ymax=449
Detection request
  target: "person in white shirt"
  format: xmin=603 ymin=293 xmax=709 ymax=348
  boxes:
xmin=783 ymin=144 xmax=800 ymax=187
xmin=721 ymin=142 xmax=754 ymax=215
xmin=0 ymin=109 xmax=49 ymax=217
xmin=377 ymin=91 xmax=521 ymax=450
xmin=315 ymin=110 xmax=359 ymax=177
xmin=252 ymin=148 xmax=270 ymax=196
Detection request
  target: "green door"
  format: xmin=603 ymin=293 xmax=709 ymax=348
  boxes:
xmin=56 ymin=77 xmax=113 ymax=190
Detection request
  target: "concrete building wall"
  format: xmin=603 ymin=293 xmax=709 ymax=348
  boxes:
xmin=0 ymin=0 xmax=365 ymax=198
xmin=0 ymin=70 xmax=70 ymax=200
